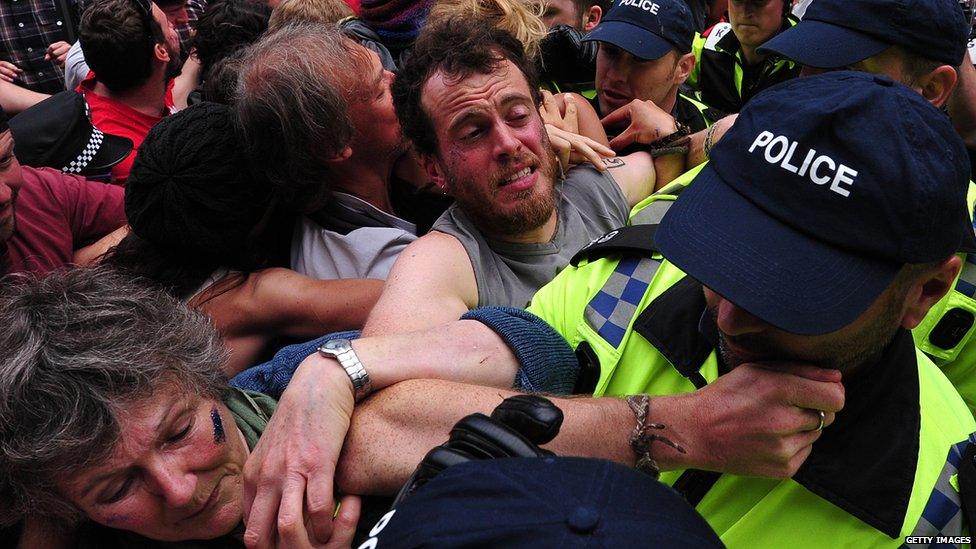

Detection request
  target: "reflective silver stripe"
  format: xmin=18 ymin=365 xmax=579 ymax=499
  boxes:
xmin=958 ymin=257 xmax=976 ymax=292
xmin=584 ymin=256 xmax=662 ymax=348
xmin=908 ymin=436 xmax=975 ymax=543
xmin=631 ymin=200 xmax=674 ymax=226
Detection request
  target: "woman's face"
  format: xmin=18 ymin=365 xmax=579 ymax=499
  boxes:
xmin=60 ymin=387 xmax=249 ymax=541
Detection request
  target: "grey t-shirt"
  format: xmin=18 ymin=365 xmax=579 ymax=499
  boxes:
xmin=432 ymin=165 xmax=630 ymax=308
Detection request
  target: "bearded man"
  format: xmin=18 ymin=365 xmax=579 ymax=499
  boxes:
xmin=360 ymin=19 xmax=667 ymax=336
xmin=76 ymin=0 xmax=181 ymax=183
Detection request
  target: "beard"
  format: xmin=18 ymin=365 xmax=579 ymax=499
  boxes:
xmin=710 ymin=292 xmax=903 ymax=376
xmin=446 ymin=148 xmax=560 ymax=240
xmin=164 ymin=45 xmax=183 ymax=82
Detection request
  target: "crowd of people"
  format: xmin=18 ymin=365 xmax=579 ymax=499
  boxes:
xmin=0 ymin=0 xmax=976 ymax=546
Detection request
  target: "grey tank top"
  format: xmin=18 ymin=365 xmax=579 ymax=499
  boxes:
xmin=432 ymin=165 xmax=630 ymax=308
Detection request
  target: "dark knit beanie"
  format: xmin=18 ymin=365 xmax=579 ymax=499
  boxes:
xmin=125 ymin=102 xmax=273 ymax=266
xmin=359 ymin=0 xmax=433 ymax=50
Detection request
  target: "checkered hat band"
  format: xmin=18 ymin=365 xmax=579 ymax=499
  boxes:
xmin=63 ymin=128 xmax=104 ymax=174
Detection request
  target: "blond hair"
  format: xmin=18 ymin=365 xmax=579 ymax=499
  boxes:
xmin=268 ymin=0 xmax=354 ymax=31
xmin=427 ymin=0 xmax=547 ymax=59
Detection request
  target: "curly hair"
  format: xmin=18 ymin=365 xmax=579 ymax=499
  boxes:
xmin=392 ymin=17 xmax=542 ymax=157
xmin=191 ymin=0 xmax=272 ymax=76
xmin=426 ymin=0 xmax=548 ymax=60
xmin=0 ymin=266 xmax=228 ymax=526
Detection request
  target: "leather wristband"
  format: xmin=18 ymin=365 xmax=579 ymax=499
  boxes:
xmin=617 ymin=120 xmax=693 ymax=158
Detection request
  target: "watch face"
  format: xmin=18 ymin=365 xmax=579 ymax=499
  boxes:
xmin=320 ymin=338 xmax=349 ymax=354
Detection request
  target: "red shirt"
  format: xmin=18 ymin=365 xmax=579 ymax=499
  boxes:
xmin=6 ymin=167 xmax=126 ymax=275
xmin=77 ymin=74 xmax=174 ymax=184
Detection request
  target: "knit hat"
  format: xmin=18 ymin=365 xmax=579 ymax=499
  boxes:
xmin=125 ymin=102 xmax=275 ymax=266
xmin=360 ymin=0 xmax=434 ymax=50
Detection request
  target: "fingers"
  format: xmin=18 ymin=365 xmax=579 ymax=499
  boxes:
xmin=243 ymin=479 xmax=281 ymax=549
xmin=547 ymin=124 xmax=616 ymax=172
xmin=550 ymin=132 xmax=571 ymax=174
xmin=573 ymin=134 xmax=614 ymax=157
xmin=757 ymin=361 xmax=842 ymax=383
xmin=568 ymin=136 xmax=613 ymax=172
xmin=44 ymin=42 xmax=70 ymax=64
xmin=563 ymin=94 xmax=579 ymax=135
xmin=739 ymin=362 xmax=844 ymax=414
xmin=324 ymin=496 xmax=361 ymax=549
xmin=599 ymin=102 xmax=633 ymax=127
xmin=0 ymin=61 xmax=21 ymax=83
xmin=608 ymin=127 xmax=638 ymax=151
xmin=305 ymin=465 xmax=337 ymax=544
xmin=783 ymin=374 xmax=844 ymax=414
xmin=540 ymin=90 xmax=561 ymax=128
xmin=276 ymin=475 xmax=310 ymax=549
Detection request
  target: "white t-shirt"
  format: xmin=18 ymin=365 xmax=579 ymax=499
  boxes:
xmin=291 ymin=192 xmax=417 ymax=280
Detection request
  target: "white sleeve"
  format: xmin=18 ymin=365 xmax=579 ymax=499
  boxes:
xmin=63 ymin=41 xmax=89 ymax=91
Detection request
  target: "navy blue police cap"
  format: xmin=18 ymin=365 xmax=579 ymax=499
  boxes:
xmin=759 ymin=0 xmax=969 ymax=68
xmin=656 ymin=71 xmax=974 ymax=336
xmin=358 ymin=457 xmax=723 ymax=548
xmin=582 ymin=0 xmax=695 ymax=59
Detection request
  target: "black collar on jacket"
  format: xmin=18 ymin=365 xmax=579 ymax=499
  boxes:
xmin=633 ymin=276 xmax=920 ymax=538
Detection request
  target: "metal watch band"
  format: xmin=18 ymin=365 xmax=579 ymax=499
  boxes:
xmin=317 ymin=339 xmax=373 ymax=403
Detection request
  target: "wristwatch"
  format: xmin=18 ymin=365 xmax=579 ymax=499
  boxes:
xmin=317 ymin=338 xmax=373 ymax=402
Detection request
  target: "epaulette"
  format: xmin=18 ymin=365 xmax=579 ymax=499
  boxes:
xmin=570 ymin=224 xmax=659 ymax=266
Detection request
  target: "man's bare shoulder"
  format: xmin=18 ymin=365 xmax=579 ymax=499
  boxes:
xmin=395 ymin=230 xmax=469 ymax=266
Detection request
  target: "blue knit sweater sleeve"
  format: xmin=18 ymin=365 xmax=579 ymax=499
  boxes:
xmin=231 ymin=308 xmax=579 ymax=397
xmin=461 ymin=307 xmax=579 ymax=395
xmin=230 ymin=330 xmax=361 ymax=399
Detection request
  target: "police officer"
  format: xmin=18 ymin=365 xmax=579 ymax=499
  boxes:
xmin=756 ymin=0 xmax=976 ymax=416
xmin=686 ymin=0 xmax=798 ymax=113
xmin=582 ymin=0 xmax=724 ymax=133
xmin=520 ymin=71 xmax=976 ymax=544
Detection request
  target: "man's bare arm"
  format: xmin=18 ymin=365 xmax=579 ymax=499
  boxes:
xmin=72 ymin=224 xmax=128 ymax=266
xmin=337 ymin=363 xmax=845 ymax=496
xmin=362 ymin=232 xmax=479 ymax=336
xmin=0 ymin=79 xmax=47 ymax=114
xmin=242 ymin=320 xmax=520 ymax=547
xmin=603 ymin=152 xmax=657 ymax=207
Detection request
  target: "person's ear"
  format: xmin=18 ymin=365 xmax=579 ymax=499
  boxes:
xmin=420 ymin=153 xmax=449 ymax=194
xmin=916 ymin=65 xmax=957 ymax=108
xmin=582 ymin=5 xmax=602 ymax=32
xmin=900 ymin=255 xmax=962 ymax=329
xmin=674 ymin=52 xmax=697 ymax=85
xmin=324 ymin=146 xmax=354 ymax=163
xmin=154 ymin=42 xmax=170 ymax=64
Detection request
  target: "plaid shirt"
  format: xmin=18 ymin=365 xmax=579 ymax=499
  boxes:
xmin=0 ymin=0 xmax=81 ymax=94
xmin=175 ymin=0 xmax=206 ymax=56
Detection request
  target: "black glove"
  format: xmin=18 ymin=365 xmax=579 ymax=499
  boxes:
xmin=538 ymin=25 xmax=598 ymax=92
xmin=391 ymin=395 xmax=564 ymax=507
